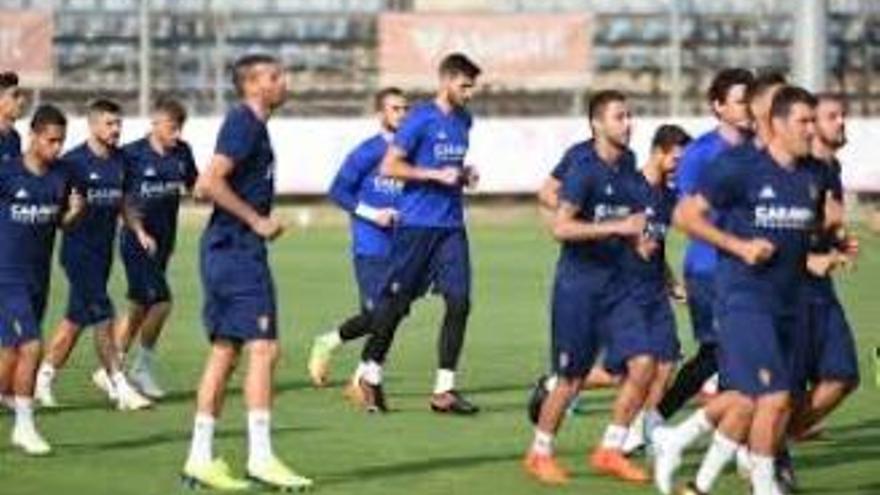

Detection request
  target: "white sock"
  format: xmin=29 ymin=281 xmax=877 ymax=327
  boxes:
xmin=133 ymin=344 xmax=155 ymax=372
xmin=673 ymin=408 xmax=714 ymax=449
xmin=13 ymin=396 xmax=35 ymax=432
xmin=322 ymin=330 xmax=343 ymax=349
xmin=187 ymin=413 xmax=215 ymax=466
xmin=750 ymin=454 xmax=776 ymax=495
xmin=695 ymin=431 xmax=740 ymax=492
xmin=247 ymin=409 xmax=273 ymax=468
xmin=434 ymin=369 xmax=455 ymax=395
xmin=601 ymin=423 xmax=629 ymax=450
xmin=644 ymin=408 xmax=665 ymax=441
xmin=531 ymin=429 xmax=554 ymax=456
xmin=37 ymin=363 xmax=55 ymax=384
xmin=354 ymin=362 xmax=368 ymax=381
xmin=736 ymin=446 xmax=753 ymax=475
xmin=362 ymin=361 xmax=383 ymax=385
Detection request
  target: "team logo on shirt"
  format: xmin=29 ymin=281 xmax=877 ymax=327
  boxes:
xmin=89 ymin=172 xmax=101 ymax=181
xmin=604 ymin=184 xmax=614 ymax=196
xmin=754 ymin=205 xmax=814 ymax=230
xmin=809 ymin=184 xmax=819 ymax=201
xmin=437 ymin=130 xmax=448 ymax=140
xmin=14 ymin=188 xmax=29 ymax=200
xmin=594 ymin=204 xmax=631 ymax=222
xmin=758 ymin=185 xmax=776 ymax=200
xmin=373 ymin=176 xmax=403 ymax=195
xmin=144 ymin=167 xmax=158 ymax=178
xmin=10 ymin=203 xmax=60 ymax=224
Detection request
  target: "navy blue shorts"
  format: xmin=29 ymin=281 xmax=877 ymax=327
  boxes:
xmin=353 ymin=255 xmax=387 ymax=311
xmin=685 ymin=273 xmax=717 ymax=344
xmin=716 ymin=301 xmax=794 ymax=397
xmin=0 ymin=284 xmax=45 ymax=348
xmin=644 ymin=297 xmax=681 ymax=363
xmin=602 ymin=294 xmax=656 ymax=375
xmin=120 ymin=230 xmax=171 ymax=306
xmin=200 ymin=233 xmax=277 ymax=343
xmin=792 ymin=295 xmax=859 ymax=392
xmin=550 ymin=264 xmax=604 ymax=378
xmin=62 ymin=256 xmax=114 ymax=328
xmin=378 ymin=227 xmax=470 ymax=303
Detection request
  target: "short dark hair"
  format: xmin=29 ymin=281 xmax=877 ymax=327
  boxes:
xmin=153 ymin=96 xmax=187 ymax=125
xmin=438 ymin=53 xmax=482 ymax=79
xmin=232 ymin=53 xmax=280 ymax=96
xmin=747 ymin=71 xmax=787 ymax=103
xmin=0 ymin=71 xmax=19 ymax=92
xmin=373 ymin=87 xmax=405 ymax=111
xmin=651 ymin=124 xmax=692 ymax=152
xmin=30 ymin=104 xmax=67 ymax=133
xmin=708 ymin=68 xmax=754 ymax=104
xmin=588 ymin=89 xmax=627 ymax=122
xmin=87 ymin=98 xmax=122 ymax=117
xmin=770 ymin=85 xmax=817 ymax=120
xmin=815 ymin=91 xmax=847 ymax=109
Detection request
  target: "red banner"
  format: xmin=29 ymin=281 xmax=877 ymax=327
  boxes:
xmin=379 ymin=13 xmax=593 ymax=90
xmin=0 ymin=10 xmax=54 ymax=87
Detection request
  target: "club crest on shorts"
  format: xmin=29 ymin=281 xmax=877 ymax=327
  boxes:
xmin=558 ymin=352 xmax=570 ymax=370
xmin=759 ymin=368 xmax=772 ymax=387
xmin=258 ymin=314 xmax=271 ymax=333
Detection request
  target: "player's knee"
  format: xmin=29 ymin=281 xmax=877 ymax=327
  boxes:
xmin=248 ymin=339 xmax=276 ymax=364
xmin=729 ymin=393 xmax=756 ymax=422
xmin=626 ymin=354 xmax=655 ymax=387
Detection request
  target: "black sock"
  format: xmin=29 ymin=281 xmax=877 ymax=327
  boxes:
xmin=338 ymin=311 xmax=371 ymax=341
xmin=657 ymin=343 xmax=718 ymax=420
xmin=437 ymin=296 xmax=470 ymax=370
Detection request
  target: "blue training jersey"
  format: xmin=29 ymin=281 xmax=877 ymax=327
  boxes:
xmin=204 ymin=103 xmax=275 ymax=247
xmin=0 ymin=157 xmax=69 ymax=288
xmin=60 ymin=142 xmax=130 ymax=267
xmin=557 ymin=140 xmax=644 ymax=295
xmin=392 ymin=100 xmax=472 ymax=228
xmin=0 ymin=127 xmax=22 ymax=164
xmin=625 ymin=175 xmax=678 ymax=303
xmin=328 ymin=132 xmax=402 ymax=258
xmin=696 ymin=146 xmax=824 ymax=314
xmin=120 ymin=137 xmax=198 ymax=265
xmin=676 ymin=129 xmax=740 ymax=276
xmin=804 ymin=157 xmax=845 ymax=301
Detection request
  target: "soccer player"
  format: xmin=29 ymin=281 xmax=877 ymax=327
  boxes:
xmin=181 ymin=54 xmax=312 ymax=491
xmin=0 ymin=71 xmax=26 ymax=163
xmin=107 ymin=97 xmax=198 ymax=400
xmin=781 ymin=92 xmax=859 ymax=491
xmin=307 ymin=87 xmax=407 ymax=387
xmin=654 ymin=68 xmax=754 ymax=422
xmin=617 ymin=124 xmax=692 ymax=454
xmin=346 ymin=53 xmax=481 ymax=415
xmin=35 ymin=99 xmax=154 ymax=411
xmin=523 ymin=90 xmax=654 ymax=485
xmin=0 ymin=104 xmax=84 ymax=454
xmin=654 ymin=87 xmax=826 ymax=495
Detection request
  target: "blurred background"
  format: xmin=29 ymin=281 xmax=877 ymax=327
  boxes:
xmin=2 ymin=0 xmax=878 ymax=201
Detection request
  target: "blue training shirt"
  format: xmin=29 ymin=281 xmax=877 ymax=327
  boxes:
xmin=120 ymin=137 xmax=198 ymax=266
xmin=557 ymin=140 xmax=644 ymax=295
xmin=804 ymin=157 xmax=845 ymax=300
xmin=204 ymin=103 xmax=275 ymax=247
xmin=0 ymin=127 xmax=22 ymax=164
xmin=60 ymin=142 xmax=130 ymax=269
xmin=676 ymin=129 xmax=740 ymax=276
xmin=625 ymin=175 xmax=678 ymax=303
xmin=696 ymin=146 xmax=824 ymax=315
xmin=328 ymin=132 xmax=402 ymax=258
xmin=0 ymin=157 xmax=70 ymax=288
xmin=392 ymin=100 xmax=471 ymax=228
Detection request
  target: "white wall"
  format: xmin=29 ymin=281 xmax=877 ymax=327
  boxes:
xmin=24 ymin=116 xmax=880 ymax=194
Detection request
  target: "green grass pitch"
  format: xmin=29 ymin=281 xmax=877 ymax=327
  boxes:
xmin=1 ymin=207 xmax=878 ymax=494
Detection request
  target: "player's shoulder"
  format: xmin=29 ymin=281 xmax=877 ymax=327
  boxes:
xmin=61 ymin=142 xmax=89 ymax=164
xmin=223 ymin=103 xmax=261 ymax=129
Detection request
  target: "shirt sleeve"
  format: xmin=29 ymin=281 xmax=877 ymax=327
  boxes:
xmin=559 ymin=158 xmax=592 ymax=211
xmin=180 ymin=143 xmax=199 ymax=190
xmin=694 ymin=152 xmax=745 ymax=209
xmin=550 ymin=148 xmax=574 ymax=180
xmin=214 ymin=110 xmax=258 ymax=166
xmin=391 ymin=109 xmax=427 ymax=160
xmin=675 ymin=141 xmax=705 ymax=197
xmin=328 ymin=140 xmax=381 ymax=213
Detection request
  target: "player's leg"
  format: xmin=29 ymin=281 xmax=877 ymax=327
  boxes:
xmin=128 ymin=300 xmax=172 ymax=399
xmin=0 ymin=347 xmax=15 ymax=410
xmin=92 ymin=315 xmax=152 ymax=410
xmin=11 ymin=339 xmax=51 ymax=455
xmin=351 ymin=228 xmax=435 ymax=412
xmin=430 ymin=229 xmax=478 ymax=414
xmin=35 ymin=316 xmax=82 ymax=407
xmin=182 ymin=338 xmax=249 ymax=490
xmin=114 ymin=302 xmax=147 ymax=359
xmin=524 ymin=270 xmax=599 ymax=485
xmin=309 ymin=255 xmax=385 ymax=387
xmin=657 ymin=274 xmax=718 ymax=420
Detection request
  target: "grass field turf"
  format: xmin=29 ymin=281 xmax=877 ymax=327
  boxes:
xmin=1 ymin=206 xmax=878 ymax=494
